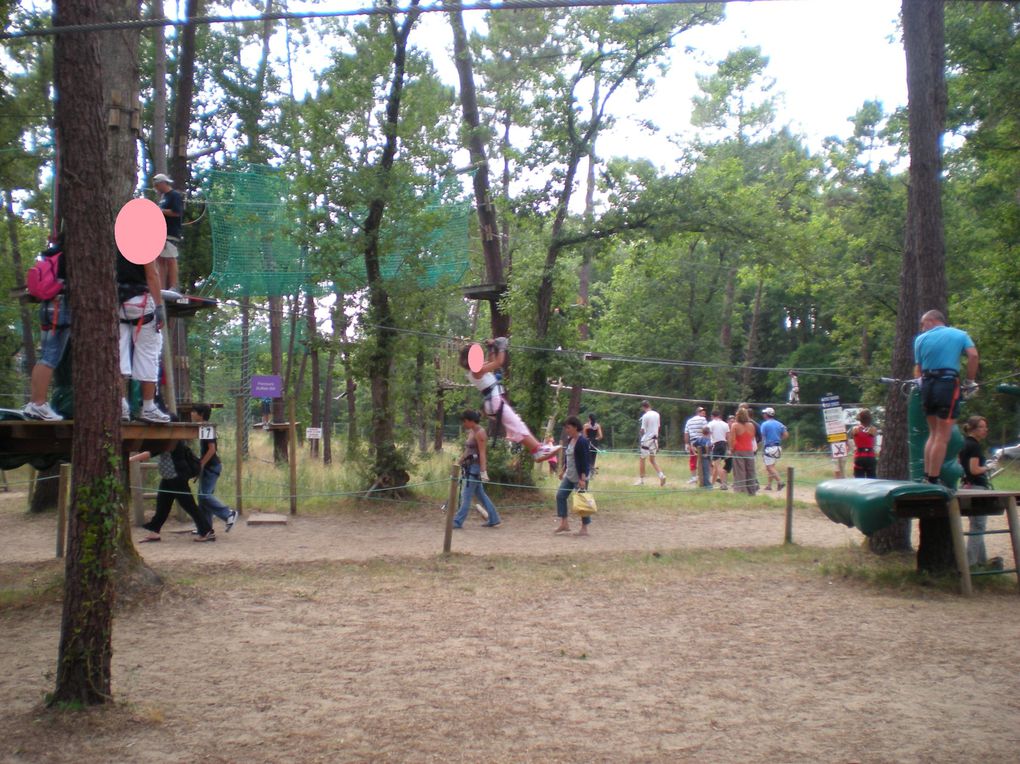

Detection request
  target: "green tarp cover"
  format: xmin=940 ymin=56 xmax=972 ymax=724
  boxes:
xmin=815 ymin=479 xmax=953 ymax=535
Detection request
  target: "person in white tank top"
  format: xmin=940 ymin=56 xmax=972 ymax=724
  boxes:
xmin=459 ymin=338 xmax=561 ymax=463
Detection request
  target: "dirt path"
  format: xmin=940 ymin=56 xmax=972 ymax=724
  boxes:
xmin=1 ymin=490 xmax=1018 ymax=763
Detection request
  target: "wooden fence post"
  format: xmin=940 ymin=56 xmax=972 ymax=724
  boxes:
xmin=235 ymin=395 xmax=244 ymax=515
xmin=56 ymin=462 xmax=71 ymax=558
xmin=288 ymin=397 xmax=298 ymax=515
xmin=784 ymin=466 xmax=795 ymax=545
xmin=443 ymin=464 xmax=459 ymax=554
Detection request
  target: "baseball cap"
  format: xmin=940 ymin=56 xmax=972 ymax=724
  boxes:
xmin=763 ymin=407 xmax=775 ymax=416
xmin=152 ymin=173 xmax=173 ymax=185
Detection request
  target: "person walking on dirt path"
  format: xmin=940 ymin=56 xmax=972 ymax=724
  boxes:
xmin=914 ymin=309 xmax=979 ymax=485
xmin=453 ymin=410 xmax=501 ymax=529
xmin=635 ymin=400 xmax=666 ymax=486
xmin=459 ymin=338 xmax=560 ymax=463
xmin=132 ymin=440 xmax=215 ymax=543
xmin=191 ymin=404 xmax=239 ymax=533
xmin=555 ymin=416 xmax=592 ymax=536
xmin=684 ymin=405 xmax=708 ymax=484
xmin=760 ymin=407 xmax=788 ymax=491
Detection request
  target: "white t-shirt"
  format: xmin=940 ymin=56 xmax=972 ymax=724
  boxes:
xmin=639 ymin=409 xmax=661 ymax=444
xmin=707 ymin=418 xmax=730 ymax=444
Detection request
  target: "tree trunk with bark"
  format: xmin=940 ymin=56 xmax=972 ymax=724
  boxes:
xmin=446 ymin=2 xmax=509 ymax=339
xmin=148 ymin=0 xmax=167 ymax=176
xmin=305 ymin=292 xmax=321 ymax=459
xmin=50 ymin=0 xmax=121 ymax=707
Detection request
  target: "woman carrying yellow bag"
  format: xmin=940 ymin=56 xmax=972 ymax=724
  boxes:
xmin=555 ymin=416 xmax=593 ymax=536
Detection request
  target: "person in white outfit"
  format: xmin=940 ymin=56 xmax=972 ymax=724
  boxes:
xmin=635 ymin=400 xmax=666 ymax=486
xmin=459 ymin=338 xmax=561 ymax=463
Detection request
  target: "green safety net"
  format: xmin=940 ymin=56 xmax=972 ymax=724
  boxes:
xmin=207 ymin=165 xmax=309 ymax=298
xmin=207 ymin=165 xmax=473 ymax=296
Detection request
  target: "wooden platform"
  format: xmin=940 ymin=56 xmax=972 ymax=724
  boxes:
xmin=246 ymin=512 xmax=288 ymax=526
xmin=893 ymin=488 xmax=1020 ymax=595
xmin=10 ymin=287 xmax=216 ymax=318
xmin=461 ymin=282 xmax=507 ymax=301
xmin=0 ymin=419 xmax=203 ymax=458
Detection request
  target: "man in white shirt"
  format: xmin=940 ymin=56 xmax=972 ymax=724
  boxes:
xmin=707 ymin=409 xmax=731 ymax=489
xmin=635 ymin=400 xmax=666 ymax=486
xmin=683 ymin=405 xmax=708 ymax=484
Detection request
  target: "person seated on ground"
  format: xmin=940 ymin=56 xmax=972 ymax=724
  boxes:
xmin=117 ymin=249 xmax=169 ymax=422
xmin=191 ymin=404 xmax=238 ymax=533
xmin=131 ymin=438 xmax=215 ymax=542
xmin=459 ymin=338 xmax=560 ymax=462
xmin=153 ymin=173 xmax=183 ymax=292
xmin=23 ymin=236 xmax=69 ymax=421
xmin=850 ymin=409 xmax=878 ymax=479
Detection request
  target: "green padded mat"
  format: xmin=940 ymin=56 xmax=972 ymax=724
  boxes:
xmin=815 ymin=479 xmax=953 ymax=535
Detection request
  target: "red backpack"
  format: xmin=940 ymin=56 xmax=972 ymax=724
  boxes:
xmin=26 ymin=250 xmax=64 ymax=301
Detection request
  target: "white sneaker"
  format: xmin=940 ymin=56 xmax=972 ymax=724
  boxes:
xmin=687 ymin=476 xmax=698 ymax=484
xmin=140 ymin=405 xmax=171 ymax=423
xmin=632 ymin=479 xmax=645 ymax=486
xmin=473 ymin=502 xmax=489 ymax=521
xmin=225 ymin=510 xmax=238 ymax=532
xmin=121 ymin=398 xmax=131 ymax=421
xmin=659 ymin=473 xmax=666 ymax=487
xmin=532 ymin=443 xmax=562 ymax=463
xmin=23 ymin=401 xmax=63 ymax=421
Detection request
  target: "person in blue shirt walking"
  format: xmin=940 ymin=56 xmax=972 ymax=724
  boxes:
xmin=760 ymin=407 xmax=788 ymax=491
xmin=913 ymin=309 xmax=979 ymax=484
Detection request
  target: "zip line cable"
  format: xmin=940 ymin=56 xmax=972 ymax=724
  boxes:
xmin=1 ymin=0 xmax=775 ymax=42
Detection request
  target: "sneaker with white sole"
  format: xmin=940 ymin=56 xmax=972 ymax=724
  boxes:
xmin=226 ymin=510 xmax=238 ymax=532
xmin=121 ymin=398 xmax=131 ymax=421
xmin=632 ymin=479 xmax=645 ymax=486
xmin=659 ymin=473 xmax=666 ymax=487
xmin=532 ymin=443 xmax=562 ymax=463
xmin=140 ymin=405 xmax=171 ymax=423
xmin=23 ymin=401 xmax=63 ymax=421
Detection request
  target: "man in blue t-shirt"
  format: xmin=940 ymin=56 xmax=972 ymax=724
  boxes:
xmin=913 ymin=309 xmax=979 ymax=484
xmin=760 ymin=408 xmax=788 ymax=491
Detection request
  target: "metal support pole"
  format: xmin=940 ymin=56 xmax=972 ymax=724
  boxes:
xmin=784 ymin=467 xmax=794 ymax=544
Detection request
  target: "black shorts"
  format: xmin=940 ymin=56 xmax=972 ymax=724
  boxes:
xmin=920 ymin=374 xmax=961 ymax=420
xmin=711 ymin=441 xmax=727 ymax=460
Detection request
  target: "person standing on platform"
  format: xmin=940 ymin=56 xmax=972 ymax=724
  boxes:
xmin=635 ymin=400 xmax=666 ymax=486
xmin=683 ymin=405 xmax=708 ymax=484
xmin=914 ymin=309 xmax=979 ymax=485
xmin=117 ymin=250 xmax=169 ymax=422
xmin=850 ymin=409 xmax=878 ymax=479
xmin=191 ymin=404 xmax=238 ymax=532
xmin=452 ymin=410 xmax=500 ymax=529
xmin=760 ymin=407 xmax=788 ymax=491
xmin=23 ymin=236 xmax=69 ymax=421
xmin=153 ymin=173 xmax=183 ymax=292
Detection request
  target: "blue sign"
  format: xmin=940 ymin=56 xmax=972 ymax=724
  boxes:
xmin=251 ymin=375 xmax=282 ymax=398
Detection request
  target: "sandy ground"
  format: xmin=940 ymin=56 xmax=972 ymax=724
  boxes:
xmin=1 ymin=487 xmax=1018 ymax=763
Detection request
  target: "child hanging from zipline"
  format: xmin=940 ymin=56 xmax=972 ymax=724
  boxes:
xmin=459 ymin=337 xmax=561 ymax=463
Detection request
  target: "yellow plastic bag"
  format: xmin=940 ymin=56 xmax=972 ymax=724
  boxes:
xmin=571 ymin=490 xmax=597 ymax=517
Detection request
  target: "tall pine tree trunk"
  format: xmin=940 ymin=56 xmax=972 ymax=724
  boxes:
xmin=51 ymin=0 xmax=120 ymax=706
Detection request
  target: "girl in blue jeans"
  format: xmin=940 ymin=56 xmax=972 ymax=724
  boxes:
xmin=555 ymin=416 xmax=592 ymax=536
xmin=453 ymin=410 xmax=500 ymax=529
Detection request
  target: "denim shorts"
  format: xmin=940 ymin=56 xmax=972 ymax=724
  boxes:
xmin=38 ymin=300 xmax=71 ymax=369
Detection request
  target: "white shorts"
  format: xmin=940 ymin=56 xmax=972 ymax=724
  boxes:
xmin=119 ymin=295 xmax=162 ymax=382
xmin=763 ymin=445 xmax=782 ymax=466
xmin=640 ymin=438 xmax=659 ymax=456
xmin=482 ymin=397 xmax=533 ymax=445
xmin=159 ymin=239 xmax=179 ymax=260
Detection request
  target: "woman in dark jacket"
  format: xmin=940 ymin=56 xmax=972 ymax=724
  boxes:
xmin=554 ymin=416 xmax=592 ymax=536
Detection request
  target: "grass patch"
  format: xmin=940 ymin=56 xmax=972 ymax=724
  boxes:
xmin=0 ymin=560 xmax=64 ymax=611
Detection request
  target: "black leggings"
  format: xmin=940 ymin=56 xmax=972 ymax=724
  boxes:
xmin=853 ymin=456 xmax=877 ymax=479
xmin=143 ymin=476 xmax=212 ymax=535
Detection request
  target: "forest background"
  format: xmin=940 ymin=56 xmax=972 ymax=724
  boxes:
xmin=1 ymin=0 xmax=1018 ymax=481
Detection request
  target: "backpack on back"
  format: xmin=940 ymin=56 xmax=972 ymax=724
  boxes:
xmin=26 ymin=250 xmax=64 ymax=301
